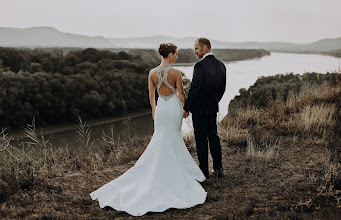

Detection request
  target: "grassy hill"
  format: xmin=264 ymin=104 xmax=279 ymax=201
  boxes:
xmin=0 ymin=72 xmax=340 ymax=219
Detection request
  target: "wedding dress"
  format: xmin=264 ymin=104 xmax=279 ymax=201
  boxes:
xmin=90 ymin=66 xmax=207 ymax=216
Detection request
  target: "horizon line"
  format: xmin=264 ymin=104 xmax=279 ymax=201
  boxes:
xmin=1 ymin=25 xmax=339 ymax=45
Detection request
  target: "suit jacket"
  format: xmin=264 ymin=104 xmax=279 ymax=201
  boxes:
xmin=184 ymin=55 xmax=226 ymax=114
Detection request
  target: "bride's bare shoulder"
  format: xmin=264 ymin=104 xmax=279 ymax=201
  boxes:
xmin=149 ymin=68 xmax=157 ymax=77
xmin=169 ymin=68 xmax=182 ymax=80
xmin=169 ymin=68 xmax=181 ymax=75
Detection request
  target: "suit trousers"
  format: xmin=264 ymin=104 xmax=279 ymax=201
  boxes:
xmin=192 ymin=112 xmax=222 ymax=176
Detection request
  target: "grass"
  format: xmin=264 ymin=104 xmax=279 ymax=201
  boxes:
xmin=246 ymin=137 xmax=280 ymax=161
xmin=299 ymin=104 xmax=336 ymax=134
xmin=0 ymin=77 xmax=341 ymax=219
xmin=0 ymin=117 xmax=150 ymax=206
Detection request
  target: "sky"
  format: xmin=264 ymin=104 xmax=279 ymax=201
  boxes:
xmin=1 ymin=0 xmax=341 ymax=43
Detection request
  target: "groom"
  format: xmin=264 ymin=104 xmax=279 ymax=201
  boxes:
xmin=183 ymin=37 xmax=226 ymax=179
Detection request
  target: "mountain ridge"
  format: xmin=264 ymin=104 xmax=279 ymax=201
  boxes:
xmin=0 ymin=26 xmax=340 ymax=51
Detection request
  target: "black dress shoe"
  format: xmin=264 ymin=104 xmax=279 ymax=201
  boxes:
xmin=211 ymin=168 xmax=223 ymax=178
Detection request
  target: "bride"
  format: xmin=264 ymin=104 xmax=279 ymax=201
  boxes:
xmin=90 ymin=43 xmax=207 ymax=216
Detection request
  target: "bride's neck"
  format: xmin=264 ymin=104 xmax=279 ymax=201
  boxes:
xmin=160 ymin=59 xmax=171 ymax=67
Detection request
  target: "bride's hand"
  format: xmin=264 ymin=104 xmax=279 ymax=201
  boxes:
xmin=152 ymin=110 xmax=155 ymax=120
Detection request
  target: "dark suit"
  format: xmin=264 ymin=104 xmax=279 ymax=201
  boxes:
xmin=184 ymin=54 xmax=226 ymax=177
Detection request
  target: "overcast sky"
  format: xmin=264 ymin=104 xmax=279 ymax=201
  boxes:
xmin=1 ymin=0 xmax=341 ymax=43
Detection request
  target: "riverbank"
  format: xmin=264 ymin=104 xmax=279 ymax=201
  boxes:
xmin=270 ymin=49 xmax=341 ymax=59
xmin=9 ymin=109 xmax=151 ymax=139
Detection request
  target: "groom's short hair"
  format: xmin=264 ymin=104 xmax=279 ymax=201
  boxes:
xmin=196 ymin=38 xmax=211 ymax=50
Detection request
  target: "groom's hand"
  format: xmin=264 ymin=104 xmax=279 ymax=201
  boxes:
xmin=183 ymin=110 xmax=189 ymax=118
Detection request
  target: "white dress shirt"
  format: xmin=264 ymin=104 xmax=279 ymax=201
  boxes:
xmin=202 ymin=52 xmax=214 ymax=59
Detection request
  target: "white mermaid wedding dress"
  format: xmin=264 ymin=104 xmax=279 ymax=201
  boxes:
xmin=90 ymin=66 xmax=207 ymax=216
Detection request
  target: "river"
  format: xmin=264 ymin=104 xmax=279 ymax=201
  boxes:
xmin=12 ymin=52 xmax=341 ymax=148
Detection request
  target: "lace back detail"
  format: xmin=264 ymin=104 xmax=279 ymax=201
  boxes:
xmin=156 ymin=66 xmax=176 ymax=100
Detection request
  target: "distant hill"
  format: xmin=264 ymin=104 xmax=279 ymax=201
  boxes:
xmin=307 ymin=38 xmax=341 ymax=51
xmin=1 ymin=26 xmax=341 ymax=52
xmin=226 ymin=38 xmax=341 ymax=52
xmin=0 ymin=27 xmax=114 ymax=48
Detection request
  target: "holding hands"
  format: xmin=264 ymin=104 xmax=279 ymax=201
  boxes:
xmin=183 ymin=110 xmax=189 ymax=118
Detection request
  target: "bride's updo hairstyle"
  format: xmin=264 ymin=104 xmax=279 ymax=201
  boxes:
xmin=158 ymin=43 xmax=177 ymax=58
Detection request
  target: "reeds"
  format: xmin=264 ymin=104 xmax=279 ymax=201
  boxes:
xmin=76 ymin=116 xmax=94 ymax=152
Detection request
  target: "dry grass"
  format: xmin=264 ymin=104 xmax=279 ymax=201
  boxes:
xmin=299 ymin=104 xmax=337 ymax=134
xmin=297 ymin=81 xmax=341 ymax=105
xmin=246 ymin=137 xmax=279 ymax=161
xmin=285 ymin=83 xmax=340 ymax=139
xmin=1 ymin=80 xmax=341 ymax=219
xmin=235 ymin=107 xmax=263 ymax=127
xmin=256 ymin=81 xmax=340 ymax=138
xmin=219 ymin=122 xmax=249 ymax=146
xmin=215 ymin=80 xmax=340 ymax=218
xmin=0 ymin=118 xmax=149 ymax=205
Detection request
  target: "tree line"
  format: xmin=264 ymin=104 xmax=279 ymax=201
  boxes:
xmin=108 ymin=48 xmax=270 ymax=64
xmin=0 ymin=47 xmax=156 ymax=130
xmin=0 ymin=47 xmax=270 ymax=74
xmin=323 ymin=49 xmax=341 ymax=58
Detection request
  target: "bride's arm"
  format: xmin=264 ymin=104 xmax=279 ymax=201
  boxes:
xmin=176 ymin=70 xmax=186 ymax=106
xmin=148 ymin=70 xmax=156 ymax=120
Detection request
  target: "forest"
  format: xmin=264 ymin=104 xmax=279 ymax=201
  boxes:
xmin=0 ymin=47 xmax=270 ymax=130
xmin=0 ymin=47 xmax=154 ymax=130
